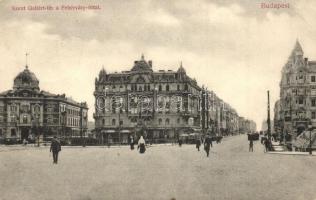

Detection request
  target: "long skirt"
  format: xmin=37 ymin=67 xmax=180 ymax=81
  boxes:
xmin=139 ymin=144 xmax=146 ymax=154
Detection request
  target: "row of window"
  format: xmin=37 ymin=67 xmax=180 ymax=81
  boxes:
xmin=287 ymin=75 xmax=316 ymax=83
xmin=103 ymin=84 xmax=190 ymax=92
xmin=102 ymin=118 xmax=182 ymax=126
xmin=67 ymin=117 xmax=80 ymax=127
xmin=67 ymin=108 xmax=80 ymax=116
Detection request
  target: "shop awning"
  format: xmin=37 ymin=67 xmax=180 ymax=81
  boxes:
xmin=101 ymin=130 xmax=115 ymax=133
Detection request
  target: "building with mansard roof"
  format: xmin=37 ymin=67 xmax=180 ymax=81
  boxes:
xmin=0 ymin=65 xmax=88 ymax=143
xmin=277 ymin=40 xmax=316 ymax=141
xmin=94 ymin=55 xmax=256 ymax=143
xmin=94 ymin=55 xmax=202 ymax=143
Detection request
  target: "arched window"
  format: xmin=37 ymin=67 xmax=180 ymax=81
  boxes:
xmin=158 ymin=118 xmax=162 ymax=125
xmin=184 ymin=84 xmax=188 ymax=91
xmin=102 ymin=119 xmax=105 ymax=125
xmin=139 ymin=86 xmax=142 ymax=91
xmin=177 ymin=85 xmax=180 ymax=91
xmin=166 ymin=85 xmax=169 ymax=91
xmin=23 ymin=115 xmax=27 ymax=124
xmin=34 ymin=105 xmax=40 ymax=113
xmin=177 ymin=118 xmax=180 ymax=124
xmin=112 ymin=119 xmax=116 ymax=126
xmin=165 ymin=118 xmax=170 ymax=125
xmin=159 ymin=85 xmax=162 ymax=91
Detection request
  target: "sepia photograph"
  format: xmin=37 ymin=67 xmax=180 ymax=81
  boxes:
xmin=0 ymin=0 xmax=315 ymax=200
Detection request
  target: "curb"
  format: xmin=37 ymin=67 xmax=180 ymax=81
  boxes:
xmin=266 ymin=151 xmax=316 ymax=156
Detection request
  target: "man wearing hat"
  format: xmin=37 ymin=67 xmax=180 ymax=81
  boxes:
xmin=50 ymin=136 xmax=61 ymax=164
xmin=204 ymin=134 xmax=212 ymax=157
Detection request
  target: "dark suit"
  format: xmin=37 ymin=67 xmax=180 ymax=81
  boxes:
xmin=204 ymin=137 xmax=212 ymax=157
xmin=50 ymin=139 xmax=61 ymax=164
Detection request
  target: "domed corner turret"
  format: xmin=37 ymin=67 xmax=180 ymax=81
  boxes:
xmin=13 ymin=65 xmax=40 ymax=91
xmin=293 ymin=39 xmax=304 ymax=56
xmin=177 ymin=61 xmax=186 ymax=74
xmin=288 ymin=39 xmax=304 ymax=62
xmin=98 ymin=66 xmax=107 ymax=82
xmin=130 ymin=54 xmax=153 ymax=72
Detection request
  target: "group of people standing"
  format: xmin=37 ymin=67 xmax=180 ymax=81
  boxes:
xmin=129 ymin=135 xmax=146 ymax=154
xmin=177 ymin=135 xmax=213 ymax=157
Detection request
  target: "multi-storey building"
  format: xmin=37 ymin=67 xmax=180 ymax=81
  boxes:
xmin=0 ymin=65 xmax=88 ymax=143
xmin=273 ymin=100 xmax=281 ymax=134
xmin=94 ymin=55 xmax=201 ymax=143
xmin=94 ymin=55 xmax=256 ymax=143
xmin=278 ymin=40 xmax=316 ymax=139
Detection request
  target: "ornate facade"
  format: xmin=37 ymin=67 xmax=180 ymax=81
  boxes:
xmin=94 ymin=55 xmax=201 ymax=143
xmin=94 ymin=55 xmax=256 ymax=143
xmin=0 ymin=66 xmax=88 ymax=143
xmin=277 ymin=40 xmax=316 ymax=139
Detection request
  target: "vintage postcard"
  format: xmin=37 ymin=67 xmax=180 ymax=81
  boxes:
xmin=0 ymin=0 xmax=315 ymax=200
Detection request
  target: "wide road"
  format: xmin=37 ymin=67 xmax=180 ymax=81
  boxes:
xmin=0 ymin=135 xmax=315 ymax=200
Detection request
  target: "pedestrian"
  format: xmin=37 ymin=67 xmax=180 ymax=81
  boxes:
xmin=196 ymin=138 xmax=201 ymax=151
xmin=178 ymin=138 xmax=183 ymax=147
xmin=137 ymin=135 xmax=146 ymax=154
xmin=50 ymin=136 xmax=61 ymax=164
xmin=204 ymin=135 xmax=212 ymax=157
xmin=23 ymin=138 xmax=28 ymax=146
xmin=264 ymin=138 xmax=269 ymax=152
xmin=107 ymin=134 xmax=112 ymax=148
xmin=130 ymin=135 xmax=134 ymax=150
xmin=249 ymin=138 xmax=254 ymax=152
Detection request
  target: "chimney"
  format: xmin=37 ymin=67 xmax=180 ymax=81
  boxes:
xmin=148 ymin=60 xmax=152 ymax=68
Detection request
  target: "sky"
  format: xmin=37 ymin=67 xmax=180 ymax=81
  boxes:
xmin=0 ymin=0 xmax=316 ymax=130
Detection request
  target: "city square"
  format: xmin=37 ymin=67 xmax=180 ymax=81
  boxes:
xmin=1 ymin=135 xmax=315 ymax=200
xmin=1 ymin=0 xmax=316 ymax=199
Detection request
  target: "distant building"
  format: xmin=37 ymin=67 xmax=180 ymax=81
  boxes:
xmin=277 ymin=40 xmax=316 ymax=139
xmin=261 ymin=120 xmax=274 ymax=133
xmin=273 ymin=100 xmax=281 ymax=134
xmin=0 ymin=65 xmax=88 ymax=143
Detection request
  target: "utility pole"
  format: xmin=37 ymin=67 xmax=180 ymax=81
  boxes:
xmin=267 ymin=90 xmax=271 ymax=143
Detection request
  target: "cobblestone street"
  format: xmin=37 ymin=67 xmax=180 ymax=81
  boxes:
xmin=1 ymin=135 xmax=316 ymax=200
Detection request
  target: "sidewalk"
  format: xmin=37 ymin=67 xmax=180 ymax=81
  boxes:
xmin=266 ymin=151 xmax=316 ymax=156
xmin=0 ymin=143 xmax=178 ymax=152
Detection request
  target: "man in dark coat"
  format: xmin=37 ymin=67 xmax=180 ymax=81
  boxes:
xmin=50 ymin=136 xmax=61 ymax=164
xmin=178 ymin=138 xmax=183 ymax=147
xmin=129 ymin=135 xmax=134 ymax=150
xmin=249 ymin=138 xmax=254 ymax=152
xmin=264 ymin=138 xmax=270 ymax=152
xmin=204 ymin=135 xmax=212 ymax=157
xmin=196 ymin=138 xmax=201 ymax=151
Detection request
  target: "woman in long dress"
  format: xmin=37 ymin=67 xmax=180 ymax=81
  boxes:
xmin=137 ymin=136 xmax=146 ymax=154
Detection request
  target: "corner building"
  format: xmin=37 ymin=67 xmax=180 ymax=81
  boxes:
xmin=279 ymin=40 xmax=316 ymax=139
xmin=0 ymin=66 xmax=88 ymax=143
xmin=94 ymin=55 xmax=201 ymax=143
